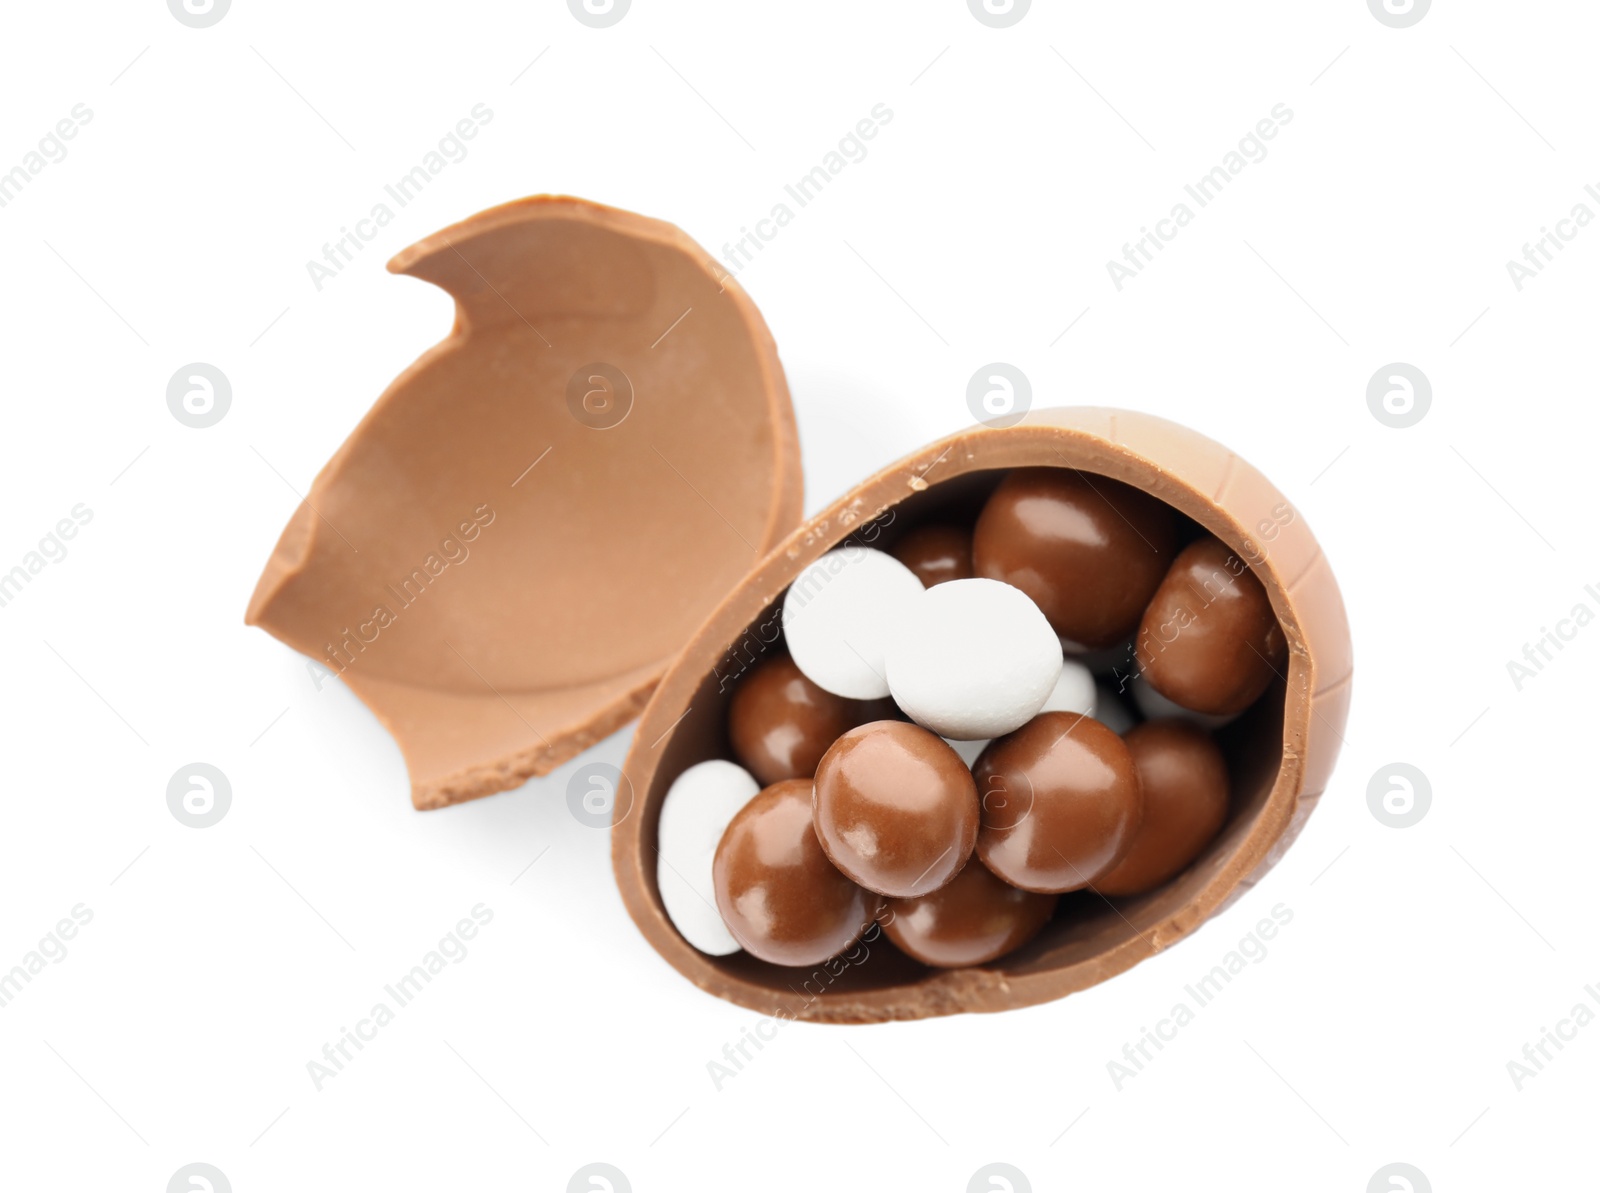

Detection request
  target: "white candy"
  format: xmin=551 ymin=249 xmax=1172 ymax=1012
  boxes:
xmin=1093 ymin=681 xmax=1137 ymax=735
xmin=656 ymin=759 xmax=761 ymax=956
xmin=886 ymin=578 xmax=1062 ymax=740
xmin=1039 ymin=658 xmax=1097 ymax=718
xmin=782 ymin=547 xmax=925 ymax=699
xmin=942 ymin=661 xmax=1095 ymax=764
xmin=1131 ymin=674 xmax=1239 ymax=731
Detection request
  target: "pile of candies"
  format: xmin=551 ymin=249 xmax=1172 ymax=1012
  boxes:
xmin=656 ymin=468 xmax=1286 ymax=969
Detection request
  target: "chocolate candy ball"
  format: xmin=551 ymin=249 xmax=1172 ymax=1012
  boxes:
xmin=713 ymin=778 xmax=879 ymax=966
xmin=882 ymin=858 xmax=1057 ymax=968
xmin=974 ymin=711 xmax=1143 ymax=893
xmin=1135 ymin=536 xmax=1287 ymax=716
xmin=973 ymin=468 xmax=1178 ymax=649
xmin=813 ymin=722 xmax=979 ymax=898
xmin=728 ymin=654 xmax=867 ymax=785
xmin=1093 ymin=720 xmax=1230 ymax=897
xmin=890 ymin=524 xmax=974 ymax=588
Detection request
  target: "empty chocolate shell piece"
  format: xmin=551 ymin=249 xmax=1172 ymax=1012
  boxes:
xmin=616 ymin=408 xmax=1352 ymax=1023
xmin=246 ymin=196 xmax=802 ymax=809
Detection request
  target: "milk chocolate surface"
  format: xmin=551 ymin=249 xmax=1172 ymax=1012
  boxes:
xmin=728 ymin=655 xmax=866 ymax=786
xmin=973 ymin=467 xmax=1177 ymax=649
xmin=712 ymin=778 xmax=880 ymax=967
xmin=245 ymin=197 xmax=801 ymax=809
xmin=890 ymin=524 xmax=974 ymax=588
xmin=1093 ymin=720 xmax=1230 ymax=897
xmin=618 ymin=408 xmax=1353 ymax=1023
xmin=974 ymin=712 xmax=1144 ymax=894
xmin=1136 ymin=536 xmax=1288 ymax=715
xmin=881 ymin=858 xmax=1057 ymax=968
xmin=813 ymin=722 xmax=979 ymax=898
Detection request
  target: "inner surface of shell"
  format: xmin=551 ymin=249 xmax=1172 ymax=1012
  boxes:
xmin=615 ymin=408 xmax=1351 ymax=1023
xmin=247 ymin=197 xmax=802 ymax=810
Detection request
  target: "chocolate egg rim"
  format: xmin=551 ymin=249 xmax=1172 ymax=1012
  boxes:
xmin=615 ymin=406 xmax=1352 ymax=1023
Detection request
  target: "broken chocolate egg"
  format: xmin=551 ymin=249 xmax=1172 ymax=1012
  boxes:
xmin=617 ymin=408 xmax=1351 ymax=1022
xmin=245 ymin=197 xmax=802 ymax=809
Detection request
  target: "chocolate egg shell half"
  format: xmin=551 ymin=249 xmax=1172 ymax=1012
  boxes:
xmin=245 ymin=197 xmax=801 ymax=810
xmin=616 ymin=408 xmax=1352 ymax=1023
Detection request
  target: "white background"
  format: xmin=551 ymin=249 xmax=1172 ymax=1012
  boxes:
xmin=1 ymin=1 xmax=1595 ymax=1190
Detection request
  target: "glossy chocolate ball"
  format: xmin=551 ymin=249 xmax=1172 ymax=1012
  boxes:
xmin=813 ymin=721 xmax=979 ymax=898
xmin=1135 ymin=536 xmax=1287 ymax=715
xmin=728 ymin=654 xmax=865 ymax=785
xmin=713 ymin=779 xmax=879 ymax=966
xmin=881 ymin=858 xmax=1057 ymax=967
xmin=890 ymin=524 xmax=974 ymax=588
xmin=1093 ymin=720 xmax=1230 ymax=897
xmin=973 ymin=468 xmax=1178 ymax=649
xmin=974 ymin=711 xmax=1143 ymax=893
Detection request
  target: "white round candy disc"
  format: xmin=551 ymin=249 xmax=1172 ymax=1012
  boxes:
xmin=1039 ymin=657 xmax=1096 ymax=717
xmin=1131 ymin=674 xmax=1238 ymax=731
xmin=1093 ymin=680 xmax=1137 ymax=735
xmin=781 ymin=547 xmax=925 ymax=699
xmin=886 ymin=577 xmax=1062 ymax=740
xmin=656 ymin=759 xmax=761 ymax=956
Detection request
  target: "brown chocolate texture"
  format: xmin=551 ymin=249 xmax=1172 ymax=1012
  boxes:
xmin=246 ymin=197 xmax=802 ymax=809
xmin=617 ymin=408 xmax=1352 ymax=1022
